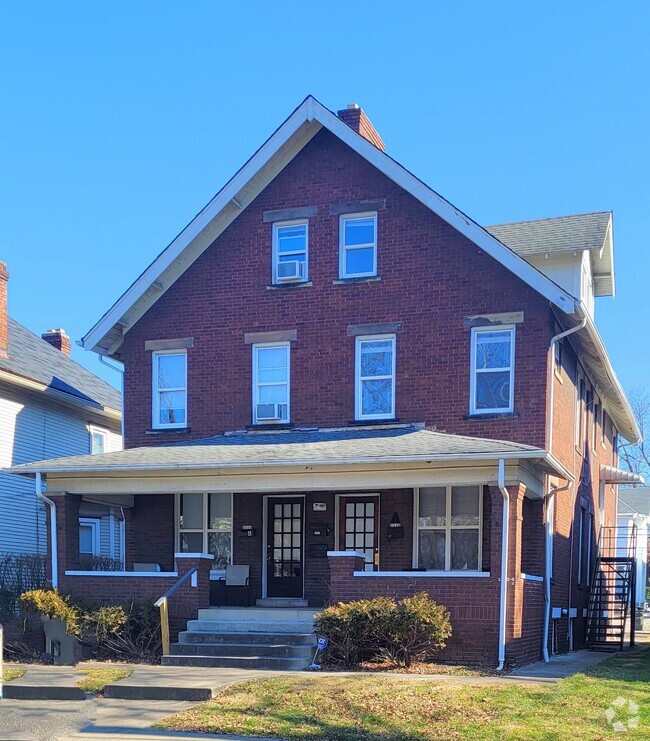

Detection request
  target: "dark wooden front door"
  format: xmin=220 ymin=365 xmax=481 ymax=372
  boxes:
xmin=267 ymin=497 xmax=304 ymax=598
xmin=339 ymin=495 xmax=379 ymax=571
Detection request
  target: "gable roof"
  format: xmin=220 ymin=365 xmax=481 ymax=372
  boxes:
xmin=487 ymin=212 xmax=614 ymax=296
xmin=0 ymin=317 xmax=121 ymax=416
xmin=81 ymin=95 xmax=577 ymax=357
xmin=618 ymin=487 xmax=650 ymax=516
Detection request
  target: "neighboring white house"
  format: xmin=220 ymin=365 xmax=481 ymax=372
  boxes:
xmin=617 ymin=487 xmax=650 ymax=608
xmin=0 ymin=262 xmax=123 ymax=561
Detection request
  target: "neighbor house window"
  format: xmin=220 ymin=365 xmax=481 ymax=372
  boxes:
xmin=177 ymin=492 xmax=232 ymax=570
xmin=79 ymin=517 xmax=100 ymax=556
xmin=416 ymin=486 xmax=482 ymax=571
xmin=89 ymin=426 xmax=108 ymax=454
xmin=273 ymin=221 xmax=308 ymax=284
xmin=253 ymin=343 xmax=290 ymax=424
xmin=152 ymin=350 xmax=187 ymax=429
xmin=339 ymin=212 xmax=377 ymax=278
xmin=355 ymin=335 xmax=396 ymax=420
xmin=470 ymin=326 xmax=515 ymax=414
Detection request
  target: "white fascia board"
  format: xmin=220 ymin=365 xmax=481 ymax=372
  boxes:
xmin=83 ymin=96 xmax=578 ymax=355
xmin=82 ymin=98 xmax=319 ymax=354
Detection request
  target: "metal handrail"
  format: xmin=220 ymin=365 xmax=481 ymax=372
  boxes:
xmin=155 ymin=568 xmax=197 ymax=656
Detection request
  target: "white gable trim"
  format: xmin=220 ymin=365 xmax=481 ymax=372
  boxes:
xmin=82 ymin=96 xmax=577 ymax=354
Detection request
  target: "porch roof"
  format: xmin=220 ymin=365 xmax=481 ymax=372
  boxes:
xmin=8 ymin=423 xmax=564 ymax=477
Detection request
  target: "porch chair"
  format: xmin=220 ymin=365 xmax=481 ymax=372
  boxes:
xmin=217 ymin=564 xmax=251 ymax=607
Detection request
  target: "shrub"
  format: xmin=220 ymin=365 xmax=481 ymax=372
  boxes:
xmin=78 ymin=554 xmax=124 ymax=572
xmin=20 ymin=589 xmax=81 ymax=636
xmin=315 ymin=592 xmax=452 ymax=667
xmin=89 ymin=599 xmax=161 ymax=662
xmin=0 ymin=553 xmax=48 ymax=621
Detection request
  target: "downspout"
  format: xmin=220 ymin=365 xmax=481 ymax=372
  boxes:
xmin=497 ymin=458 xmax=509 ymax=672
xmin=98 ymin=354 xmax=125 ymax=442
xmin=543 ymin=477 xmax=572 ymax=662
xmin=35 ymin=472 xmax=58 ymax=589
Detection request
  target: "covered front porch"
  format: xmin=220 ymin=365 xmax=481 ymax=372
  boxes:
xmin=12 ymin=424 xmax=567 ymax=665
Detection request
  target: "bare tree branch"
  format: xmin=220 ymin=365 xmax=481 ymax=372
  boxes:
xmin=618 ymin=387 xmax=650 ymax=483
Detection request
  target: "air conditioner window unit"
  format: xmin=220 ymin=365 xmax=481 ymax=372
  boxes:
xmin=276 ymin=259 xmax=305 ymax=282
xmin=256 ymin=403 xmax=287 ymax=421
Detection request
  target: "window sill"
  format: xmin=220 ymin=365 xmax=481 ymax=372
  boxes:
xmin=333 ymin=276 xmax=381 ymax=285
xmin=246 ymin=423 xmax=295 ymax=431
xmin=347 ymin=418 xmax=400 ymax=426
xmin=146 ymin=426 xmax=192 ymax=435
xmin=353 ymin=570 xmax=491 ymax=578
xmin=266 ymin=281 xmax=312 ymax=291
xmin=464 ymin=412 xmax=519 ymax=421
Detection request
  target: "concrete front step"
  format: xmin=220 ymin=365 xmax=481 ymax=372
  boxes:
xmin=103 ymin=683 xmax=214 ymax=702
xmin=170 ymin=641 xmax=314 ymax=658
xmin=188 ymin=619 xmax=315 ymax=634
xmin=256 ymin=598 xmax=309 ymax=608
xmin=161 ymin=654 xmax=310 ymax=670
xmin=198 ymin=607 xmax=318 ymax=621
xmin=2 ymin=684 xmax=86 ymax=701
xmin=178 ymin=630 xmax=315 ymax=645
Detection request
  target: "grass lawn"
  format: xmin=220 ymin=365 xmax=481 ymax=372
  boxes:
xmin=158 ymin=647 xmax=650 ymax=740
xmin=2 ymin=667 xmax=25 ymax=683
xmin=76 ymin=666 xmax=133 ymax=695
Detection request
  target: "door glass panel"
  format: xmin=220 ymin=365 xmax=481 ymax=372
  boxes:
xmin=345 ymin=534 xmax=353 ymax=547
xmin=284 ymin=504 xmax=291 ymax=517
xmin=346 ymin=503 xmax=355 ymax=516
xmin=274 ymin=504 xmax=282 ymax=517
xmin=356 ymin=503 xmax=364 ymax=516
xmin=180 ymin=493 xmax=203 ymax=530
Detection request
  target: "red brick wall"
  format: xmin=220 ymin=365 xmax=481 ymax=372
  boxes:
xmin=119 ymin=129 xmax=553 ymax=449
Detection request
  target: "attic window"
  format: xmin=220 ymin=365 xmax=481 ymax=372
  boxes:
xmin=272 ymin=221 xmax=308 ymax=285
xmin=470 ymin=327 xmax=515 ymax=415
xmin=152 ymin=350 xmax=187 ymax=429
xmin=339 ymin=213 xmax=377 ymax=279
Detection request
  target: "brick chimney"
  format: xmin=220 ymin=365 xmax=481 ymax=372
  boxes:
xmin=0 ymin=262 xmax=8 ymax=358
xmin=337 ymin=103 xmax=386 ymax=151
xmin=42 ymin=328 xmax=72 ymax=356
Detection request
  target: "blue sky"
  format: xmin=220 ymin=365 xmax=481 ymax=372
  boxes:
xmin=1 ymin=1 xmax=648 ymax=394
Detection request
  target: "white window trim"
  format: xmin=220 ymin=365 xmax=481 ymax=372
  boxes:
xmin=339 ymin=212 xmax=378 ymax=279
xmin=89 ymin=425 xmax=109 ymax=455
xmin=175 ymin=492 xmax=233 ymax=572
xmin=469 ymin=325 xmax=515 ymax=415
xmin=152 ymin=349 xmax=187 ymax=429
xmin=413 ymin=486 xmax=483 ymax=572
xmin=252 ymin=341 xmax=291 ymax=425
xmin=79 ymin=517 xmax=101 ymax=556
xmin=355 ymin=334 xmax=396 ymax=421
xmin=272 ymin=219 xmax=309 ymax=285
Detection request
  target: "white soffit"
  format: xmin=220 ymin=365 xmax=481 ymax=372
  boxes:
xmin=82 ymin=96 xmax=577 ymax=355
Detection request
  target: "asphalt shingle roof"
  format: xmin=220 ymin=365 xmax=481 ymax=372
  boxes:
xmin=486 ymin=212 xmax=611 ymax=257
xmin=9 ymin=424 xmax=545 ymax=474
xmin=0 ymin=318 xmax=121 ymax=411
xmin=618 ymin=487 xmax=650 ymax=516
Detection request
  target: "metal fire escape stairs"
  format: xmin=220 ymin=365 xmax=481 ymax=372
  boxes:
xmin=586 ymin=525 xmax=637 ymax=650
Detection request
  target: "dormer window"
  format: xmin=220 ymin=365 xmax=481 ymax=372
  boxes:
xmin=339 ymin=213 xmax=377 ymax=279
xmin=272 ymin=221 xmax=308 ymax=285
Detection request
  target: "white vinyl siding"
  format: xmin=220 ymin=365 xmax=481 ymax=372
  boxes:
xmin=469 ymin=326 xmax=515 ymax=415
xmin=0 ymin=383 xmax=121 ymax=555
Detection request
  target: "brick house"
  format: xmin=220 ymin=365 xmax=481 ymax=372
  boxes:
xmin=10 ymin=97 xmax=643 ymax=668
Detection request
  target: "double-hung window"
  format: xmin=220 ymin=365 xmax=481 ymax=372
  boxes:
xmin=355 ymin=335 xmax=396 ymax=420
xmin=273 ymin=221 xmax=308 ymax=284
xmin=89 ymin=426 xmax=108 ymax=454
xmin=339 ymin=212 xmax=377 ymax=278
xmin=79 ymin=517 xmax=100 ymax=556
xmin=470 ymin=326 xmax=515 ymax=414
xmin=253 ymin=343 xmax=290 ymax=424
xmin=152 ymin=351 xmax=187 ymax=429
xmin=177 ymin=492 xmax=232 ymax=570
xmin=416 ymin=486 xmax=482 ymax=571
